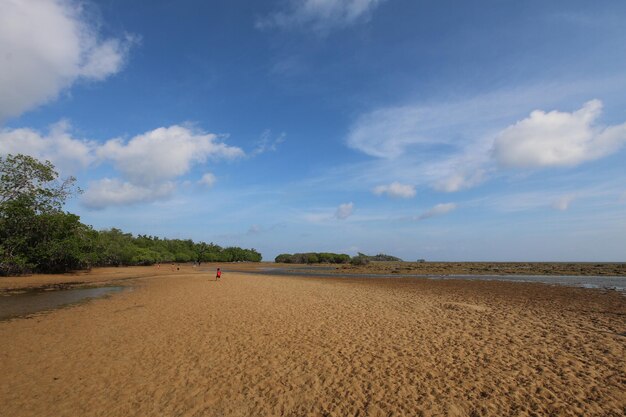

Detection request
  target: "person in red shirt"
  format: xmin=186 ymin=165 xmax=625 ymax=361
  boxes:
xmin=216 ymin=268 xmax=221 ymax=281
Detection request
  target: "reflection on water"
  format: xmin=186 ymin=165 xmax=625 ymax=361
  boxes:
xmin=0 ymin=286 xmax=125 ymax=321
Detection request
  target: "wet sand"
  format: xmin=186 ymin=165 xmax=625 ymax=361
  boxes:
xmin=1 ymin=266 xmax=625 ymax=417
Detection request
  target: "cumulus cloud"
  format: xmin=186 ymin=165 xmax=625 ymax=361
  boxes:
xmin=0 ymin=121 xmax=95 ymax=173
xmin=84 ymin=125 xmax=243 ymax=208
xmin=198 ymin=173 xmax=217 ymax=188
xmin=335 ymin=202 xmax=354 ymax=219
xmin=257 ymin=0 xmax=385 ymax=33
xmin=0 ymin=0 xmax=134 ymax=121
xmin=493 ymin=100 xmax=626 ymax=168
xmin=83 ymin=125 xmax=244 ymax=208
xmin=0 ymin=122 xmax=244 ymax=208
xmin=373 ymin=182 xmax=416 ymax=198
xmin=346 ymin=97 xmax=626 ymax=195
xmin=343 ymin=90 xmax=544 ymax=193
xmin=416 ymin=203 xmax=457 ymax=220
xmin=82 ymin=179 xmax=175 ymax=209
xmin=97 ymin=125 xmax=244 ymax=185
xmin=551 ymin=195 xmax=575 ymax=211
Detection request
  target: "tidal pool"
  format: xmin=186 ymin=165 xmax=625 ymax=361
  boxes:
xmin=0 ymin=286 xmax=125 ymax=321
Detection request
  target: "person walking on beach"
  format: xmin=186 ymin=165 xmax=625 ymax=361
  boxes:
xmin=216 ymin=268 xmax=222 ymax=281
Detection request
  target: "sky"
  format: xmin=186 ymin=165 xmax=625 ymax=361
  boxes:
xmin=1 ymin=0 xmax=625 ymax=262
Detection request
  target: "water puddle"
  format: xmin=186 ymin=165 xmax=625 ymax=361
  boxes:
xmin=0 ymin=286 xmax=125 ymax=321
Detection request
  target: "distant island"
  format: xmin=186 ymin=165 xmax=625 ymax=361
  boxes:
xmin=355 ymin=252 xmax=403 ymax=262
xmin=274 ymin=252 xmax=403 ymax=265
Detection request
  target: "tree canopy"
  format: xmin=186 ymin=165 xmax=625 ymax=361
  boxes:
xmin=0 ymin=154 xmax=78 ymax=213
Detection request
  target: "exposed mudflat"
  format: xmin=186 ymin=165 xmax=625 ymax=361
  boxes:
xmin=323 ymin=261 xmax=626 ymax=277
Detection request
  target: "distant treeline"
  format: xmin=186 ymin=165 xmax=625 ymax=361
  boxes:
xmin=0 ymin=154 xmax=261 ymax=276
xmin=355 ymin=252 xmax=403 ymax=262
xmin=274 ymin=252 xmax=351 ymax=264
xmin=274 ymin=252 xmax=402 ymax=265
xmin=88 ymin=229 xmax=261 ymax=267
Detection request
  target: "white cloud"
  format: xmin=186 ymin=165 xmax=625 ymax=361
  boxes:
xmin=79 ymin=36 xmax=135 ymax=80
xmin=0 ymin=0 xmax=134 ymax=121
xmin=345 ymin=97 xmax=499 ymax=192
xmin=552 ymin=195 xmax=575 ymax=211
xmin=493 ymin=100 xmax=626 ymax=168
xmin=0 ymin=122 xmax=244 ymax=208
xmin=433 ymin=170 xmax=486 ymax=193
xmin=97 ymin=125 xmax=244 ymax=185
xmin=257 ymin=0 xmax=385 ymax=33
xmin=251 ymin=130 xmax=286 ymax=156
xmin=416 ymin=203 xmax=457 ymax=220
xmin=0 ymin=121 xmax=95 ymax=173
xmin=428 ymin=143 xmax=492 ymax=192
xmin=344 ymin=90 xmax=530 ymax=161
xmin=347 ymin=106 xmax=447 ymax=159
xmin=346 ymin=95 xmax=626 ymax=195
xmin=302 ymin=204 xmax=361 ymax=223
xmin=198 ymin=172 xmax=217 ymax=188
xmin=335 ymin=202 xmax=354 ymax=219
xmin=373 ymin=182 xmax=416 ymax=198
xmin=87 ymin=125 xmax=243 ymax=208
xmin=82 ymin=178 xmax=175 ymax=209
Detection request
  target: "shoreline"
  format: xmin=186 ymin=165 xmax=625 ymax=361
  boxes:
xmin=3 ymin=261 xmax=626 ymax=293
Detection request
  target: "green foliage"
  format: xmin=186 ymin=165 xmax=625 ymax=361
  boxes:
xmin=0 ymin=154 xmax=262 ymax=276
xmin=274 ymin=252 xmax=351 ymax=264
xmin=274 ymin=252 xmax=398 ymax=265
xmin=305 ymin=253 xmax=319 ymax=264
xmin=85 ymin=231 xmax=261 ymax=268
xmin=0 ymin=154 xmax=84 ymax=275
xmin=356 ymin=252 xmax=403 ymax=262
xmin=0 ymin=154 xmax=78 ymax=213
xmin=30 ymin=212 xmax=96 ymax=273
xmin=274 ymin=253 xmax=293 ymax=263
xmin=350 ymin=256 xmax=370 ymax=266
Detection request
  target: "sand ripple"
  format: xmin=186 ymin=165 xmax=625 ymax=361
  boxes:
xmin=1 ymin=267 xmax=624 ymax=416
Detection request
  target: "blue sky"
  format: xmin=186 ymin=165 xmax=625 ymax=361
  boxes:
xmin=1 ymin=0 xmax=625 ymax=261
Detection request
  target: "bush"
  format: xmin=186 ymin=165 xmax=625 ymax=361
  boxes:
xmin=350 ymin=256 xmax=370 ymax=266
xmin=305 ymin=254 xmax=319 ymax=264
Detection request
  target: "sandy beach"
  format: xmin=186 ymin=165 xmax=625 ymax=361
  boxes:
xmin=1 ymin=265 xmax=624 ymax=417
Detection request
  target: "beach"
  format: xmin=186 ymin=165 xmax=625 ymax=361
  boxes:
xmin=1 ymin=266 xmax=624 ymax=417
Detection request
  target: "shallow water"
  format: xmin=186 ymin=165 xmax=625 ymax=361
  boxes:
xmin=229 ymin=267 xmax=626 ymax=292
xmin=0 ymin=286 xmax=125 ymax=321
